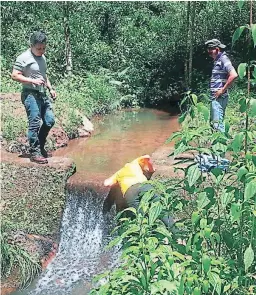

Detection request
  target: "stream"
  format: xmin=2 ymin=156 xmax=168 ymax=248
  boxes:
xmin=12 ymin=108 xmax=179 ymax=295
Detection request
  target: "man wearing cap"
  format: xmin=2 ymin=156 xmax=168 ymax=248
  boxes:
xmin=205 ymin=39 xmax=238 ymax=132
xmin=11 ymin=30 xmax=57 ymax=164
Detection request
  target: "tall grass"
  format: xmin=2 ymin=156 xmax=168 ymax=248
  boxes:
xmin=1 ymin=227 xmax=41 ymax=289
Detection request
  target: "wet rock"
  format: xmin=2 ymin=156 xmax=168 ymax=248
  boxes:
xmin=6 ymin=231 xmax=58 ymax=262
xmin=76 ymin=112 xmax=94 ymax=138
xmin=81 ymin=115 xmax=94 ymax=134
xmin=49 ymin=126 xmax=69 ymax=148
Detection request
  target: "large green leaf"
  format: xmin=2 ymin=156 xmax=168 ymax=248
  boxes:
xmin=252 ymin=24 xmax=256 ymax=48
xmin=244 ymin=180 xmax=256 ymax=201
xmin=208 ymin=272 xmax=222 ymax=295
xmin=187 ymin=164 xmax=201 ymax=187
xmin=238 ymin=0 xmax=245 ymax=10
xmin=232 ymin=26 xmax=247 ymax=46
xmin=221 ymin=191 xmax=234 ymax=209
xmin=231 ymin=132 xmax=244 ymax=152
xmin=244 ymin=244 xmax=254 ymax=272
xmin=197 ymin=192 xmax=210 ymax=209
xmin=237 ymin=63 xmax=247 ymax=79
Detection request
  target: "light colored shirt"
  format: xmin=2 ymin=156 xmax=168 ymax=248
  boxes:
xmin=13 ymin=49 xmax=47 ymax=91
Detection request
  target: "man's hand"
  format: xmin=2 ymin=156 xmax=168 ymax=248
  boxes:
xmin=32 ymin=78 xmax=45 ymax=86
xmin=214 ymin=88 xmax=224 ymax=99
xmin=49 ymin=89 xmax=57 ymax=100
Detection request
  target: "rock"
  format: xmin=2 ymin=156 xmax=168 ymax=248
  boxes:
xmin=81 ymin=115 xmax=94 ymax=134
xmin=49 ymin=126 xmax=69 ymax=148
xmin=6 ymin=140 xmax=30 ymax=154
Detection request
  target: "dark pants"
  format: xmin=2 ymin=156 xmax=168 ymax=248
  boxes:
xmin=124 ymin=183 xmax=175 ymax=229
xmin=21 ymin=90 xmax=55 ymax=155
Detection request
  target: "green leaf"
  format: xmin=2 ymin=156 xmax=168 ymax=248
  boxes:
xmin=208 ymin=272 xmax=222 ymax=295
xmin=187 ymin=164 xmax=201 ymax=187
xmin=231 ymin=132 xmax=244 ymax=152
xmin=252 ymin=65 xmax=256 ymax=79
xmin=202 ymin=255 xmax=211 ymax=273
xmin=237 ymin=166 xmax=248 ymax=181
xmin=237 ymin=63 xmax=247 ymax=79
xmin=178 ymin=112 xmax=187 ymax=124
xmin=238 ymin=0 xmax=245 ymax=10
xmin=178 ymin=276 xmax=185 ymax=295
xmin=197 ymin=104 xmax=209 ymax=122
xmin=244 ymin=180 xmax=256 ymax=201
xmin=154 ymin=226 xmax=173 ymax=240
xmin=252 ymin=24 xmax=256 ymax=47
xmin=230 ymin=203 xmax=241 ymax=223
xmin=220 ymin=191 xmax=234 ymax=209
xmin=192 ymin=211 xmax=200 ymax=225
xmin=252 ymin=155 xmax=256 ymax=166
xmin=249 ymin=99 xmax=256 ymax=117
xmin=197 ymin=192 xmax=210 ymax=209
xmin=239 ymin=97 xmax=247 ymax=113
xmin=152 ymin=280 xmax=178 ymax=293
xmin=191 ymin=94 xmax=198 ymax=105
xmin=149 ymin=203 xmax=163 ymax=225
xmin=244 ymin=244 xmax=254 ymax=272
xmin=174 ymin=142 xmax=188 ymax=156
xmin=232 ymin=26 xmax=247 ymax=46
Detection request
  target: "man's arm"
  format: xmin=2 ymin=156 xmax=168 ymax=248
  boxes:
xmin=45 ymin=75 xmax=57 ymax=99
xmin=11 ymin=69 xmax=44 ymax=86
xmin=104 ymin=173 xmax=118 ymax=187
xmin=215 ymin=68 xmax=238 ymax=98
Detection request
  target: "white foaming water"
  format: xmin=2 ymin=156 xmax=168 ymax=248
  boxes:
xmin=26 ymin=188 xmax=120 ymax=295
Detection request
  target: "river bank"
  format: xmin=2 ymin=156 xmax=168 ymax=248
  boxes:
xmin=1 ymin=103 xmax=187 ymax=294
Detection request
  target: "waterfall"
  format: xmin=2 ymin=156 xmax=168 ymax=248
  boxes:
xmin=29 ymin=188 xmax=120 ymax=295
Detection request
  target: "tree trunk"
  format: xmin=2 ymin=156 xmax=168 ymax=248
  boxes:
xmin=188 ymin=2 xmax=196 ymax=87
xmin=63 ymin=1 xmax=72 ymax=76
xmin=184 ymin=1 xmax=190 ymax=90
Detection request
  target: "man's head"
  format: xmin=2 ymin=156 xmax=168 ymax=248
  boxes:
xmin=138 ymin=155 xmax=156 ymax=180
xmin=30 ymin=31 xmax=47 ymax=56
xmin=205 ymin=39 xmax=226 ymax=59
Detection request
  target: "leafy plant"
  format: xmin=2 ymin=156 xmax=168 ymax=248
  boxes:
xmin=1 ymin=226 xmax=41 ymax=289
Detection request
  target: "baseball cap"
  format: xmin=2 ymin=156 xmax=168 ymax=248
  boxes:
xmin=205 ymin=39 xmax=226 ymax=49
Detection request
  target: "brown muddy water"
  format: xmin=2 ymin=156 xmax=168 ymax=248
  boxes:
xmin=54 ymin=108 xmax=180 ymax=186
xmin=11 ymin=107 xmax=179 ymax=295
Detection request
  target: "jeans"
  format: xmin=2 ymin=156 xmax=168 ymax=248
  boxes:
xmin=124 ymin=183 xmax=175 ymax=229
xmin=210 ymin=95 xmax=228 ymax=133
xmin=21 ymin=90 xmax=55 ymax=155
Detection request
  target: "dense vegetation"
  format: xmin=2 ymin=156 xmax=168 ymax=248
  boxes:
xmin=0 ymin=1 xmax=253 ymax=104
xmin=1 ymin=1 xmax=254 ymax=144
xmin=1 ymin=0 xmax=255 ymax=293
xmin=90 ymin=2 xmax=256 ymax=293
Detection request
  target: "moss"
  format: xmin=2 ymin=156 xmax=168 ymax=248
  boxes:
xmin=1 ymin=162 xmax=75 ymax=235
